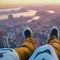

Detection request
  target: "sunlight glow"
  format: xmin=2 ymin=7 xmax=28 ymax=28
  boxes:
xmin=13 ymin=10 xmax=37 ymax=18
xmin=0 ymin=15 xmax=8 ymax=20
xmin=0 ymin=9 xmax=37 ymax=20
xmin=32 ymin=16 xmax=40 ymax=20
xmin=27 ymin=20 xmax=32 ymax=23
xmin=27 ymin=16 xmax=40 ymax=23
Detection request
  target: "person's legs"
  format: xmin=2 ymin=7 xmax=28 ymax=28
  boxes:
xmin=48 ymin=25 xmax=60 ymax=60
xmin=29 ymin=25 xmax=60 ymax=60
xmin=14 ymin=26 xmax=35 ymax=60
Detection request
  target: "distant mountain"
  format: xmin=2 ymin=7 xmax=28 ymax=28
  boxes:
xmin=35 ymin=11 xmax=47 ymax=16
xmin=19 ymin=8 xmax=28 ymax=12
xmin=0 ymin=8 xmax=29 ymax=15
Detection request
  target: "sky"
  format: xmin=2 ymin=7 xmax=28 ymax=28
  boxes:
xmin=0 ymin=0 xmax=60 ymax=6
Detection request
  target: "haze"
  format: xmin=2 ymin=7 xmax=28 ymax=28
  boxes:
xmin=0 ymin=0 xmax=60 ymax=6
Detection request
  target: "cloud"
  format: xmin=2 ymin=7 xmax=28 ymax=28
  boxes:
xmin=46 ymin=10 xmax=55 ymax=14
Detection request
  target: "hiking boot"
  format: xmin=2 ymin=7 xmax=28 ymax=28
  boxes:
xmin=23 ymin=26 xmax=33 ymax=38
xmin=49 ymin=25 xmax=59 ymax=39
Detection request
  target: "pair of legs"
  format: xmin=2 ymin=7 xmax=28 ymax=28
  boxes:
xmin=14 ymin=27 xmax=35 ymax=60
xmin=14 ymin=26 xmax=60 ymax=60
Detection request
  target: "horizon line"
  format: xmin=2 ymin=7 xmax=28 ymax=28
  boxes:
xmin=0 ymin=3 xmax=60 ymax=7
